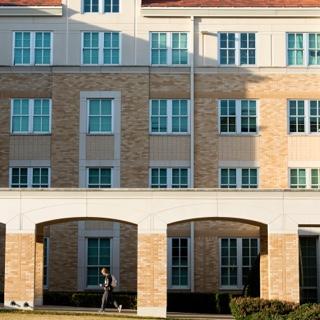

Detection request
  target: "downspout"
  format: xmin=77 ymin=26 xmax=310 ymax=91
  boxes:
xmin=190 ymin=16 xmax=195 ymax=188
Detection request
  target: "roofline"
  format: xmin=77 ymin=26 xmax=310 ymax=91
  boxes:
xmin=141 ymin=7 xmax=320 ymax=18
xmin=0 ymin=5 xmax=62 ymax=16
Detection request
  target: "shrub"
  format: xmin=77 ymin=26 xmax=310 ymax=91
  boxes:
xmin=286 ymin=304 xmax=320 ymax=320
xmin=167 ymin=292 xmax=217 ymax=313
xmin=43 ymin=291 xmax=73 ymax=306
xmin=71 ymin=292 xmax=137 ymax=309
xmin=230 ymin=297 xmax=297 ymax=320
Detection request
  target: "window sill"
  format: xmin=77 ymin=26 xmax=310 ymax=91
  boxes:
xmin=219 ymin=133 xmax=260 ymax=137
xmin=10 ymin=133 xmax=51 ymax=136
xmin=86 ymin=133 xmax=114 ymax=136
xmin=149 ymin=133 xmax=191 ymax=136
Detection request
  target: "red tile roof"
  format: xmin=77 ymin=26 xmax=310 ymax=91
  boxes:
xmin=0 ymin=0 xmax=61 ymax=6
xmin=142 ymin=0 xmax=320 ymax=7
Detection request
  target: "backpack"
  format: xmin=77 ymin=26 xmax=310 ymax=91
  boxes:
xmin=110 ymin=274 xmax=118 ymax=288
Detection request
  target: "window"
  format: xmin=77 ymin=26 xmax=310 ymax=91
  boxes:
xmin=288 ymin=100 xmax=320 ymax=134
xmin=14 ymin=32 xmax=52 ymax=65
xmin=287 ymin=33 xmax=320 ymax=66
xmin=169 ymin=238 xmax=190 ymax=289
xmin=11 ymin=99 xmax=51 ymax=134
xmin=219 ymin=100 xmax=257 ymax=134
xmin=83 ymin=0 xmax=119 ymax=13
xmin=299 ymin=237 xmax=318 ymax=303
xmin=150 ymin=100 xmax=190 ymax=134
xmin=151 ymin=32 xmax=167 ymax=65
xmin=241 ymin=168 xmax=258 ymax=189
xmin=10 ymin=167 xmax=50 ymax=188
xmin=290 ymin=168 xmax=320 ymax=189
xmin=219 ymin=32 xmax=256 ymax=66
xmin=220 ymin=168 xmax=258 ymax=189
xmin=290 ymin=169 xmax=306 ymax=189
xmin=88 ymin=99 xmax=113 ymax=133
xmin=220 ymin=238 xmax=259 ymax=289
xmin=311 ymin=169 xmax=320 ymax=189
xmin=87 ymin=168 xmax=112 ymax=188
xmin=150 ymin=168 xmax=190 ymax=188
xmin=82 ymin=32 xmax=120 ymax=65
xmin=150 ymin=32 xmax=188 ymax=65
xmin=43 ymin=237 xmax=49 ymax=288
xmin=87 ymin=238 xmax=111 ymax=287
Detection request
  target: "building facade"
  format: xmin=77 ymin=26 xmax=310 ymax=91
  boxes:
xmin=0 ymin=0 xmax=320 ymax=317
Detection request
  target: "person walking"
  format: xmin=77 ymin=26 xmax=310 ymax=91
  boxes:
xmin=99 ymin=267 xmax=122 ymax=313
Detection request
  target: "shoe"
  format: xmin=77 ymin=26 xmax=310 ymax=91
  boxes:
xmin=118 ymin=305 xmax=122 ymax=313
xmin=98 ymin=309 xmax=104 ymax=313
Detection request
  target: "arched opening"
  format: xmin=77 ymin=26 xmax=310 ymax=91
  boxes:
xmin=166 ymin=218 xmax=266 ymax=315
xmin=37 ymin=218 xmax=138 ymax=311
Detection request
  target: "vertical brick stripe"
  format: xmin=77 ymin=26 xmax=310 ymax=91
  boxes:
xmin=137 ymin=233 xmax=167 ymax=308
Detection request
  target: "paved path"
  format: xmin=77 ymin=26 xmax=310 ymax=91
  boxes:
xmin=34 ymin=305 xmax=234 ymax=319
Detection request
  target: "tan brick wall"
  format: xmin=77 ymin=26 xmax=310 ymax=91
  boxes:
xmin=47 ymin=222 xmax=78 ymax=292
xmin=137 ymin=233 xmax=166 ymax=308
xmin=0 ymin=224 xmax=5 ymax=293
xmin=268 ymin=233 xmax=300 ymax=303
xmin=120 ymin=224 xmax=137 ymax=291
xmin=168 ymin=222 xmax=191 ymax=237
xmin=4 ymin=233 xmax=36 ymax=304
xmin=34 ymin=233 xmax=44 ymax=306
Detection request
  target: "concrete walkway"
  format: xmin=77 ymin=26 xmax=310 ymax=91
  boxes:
xmin=34 ymin=305 xmax=234 ymax=319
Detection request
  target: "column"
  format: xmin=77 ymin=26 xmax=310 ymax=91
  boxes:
xmin=259 ymin=225 xmax=269 ymax=299
xmin=267 ymin=232 xmax=300 ymax=303
xmin=137 ymin=223 xmax=167 ymax=318
xmin=34 ymin=226 xmax=44 ymax=306
xmin=4 ymin=230 xmax=37 ymax=308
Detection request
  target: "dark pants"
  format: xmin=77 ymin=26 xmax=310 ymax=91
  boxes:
xmin=101 ymin=287 xmax=118 ymax=310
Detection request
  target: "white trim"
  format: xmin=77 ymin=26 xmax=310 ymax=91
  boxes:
xmin=10 ymin=98 xmax=52 ymax=134
xmin=81 ymin=31 xmax=121 ymax=66
xmin=149 ymin=99 xmax=191 ymax=135
xmin=12 ymin=31 xmax=53 ymax=66
xmin=168 ymin=237 xmax=191 ymax=290
xmin=150 ymin=32 xmax=190 ymax=66
xmin=219 ymin=167 xmax=259 ymax=189
xmin=218 ymin=32 xmax=257 ymax=67
xmin=9 ymin=167 xmax=51 ymax=188
xmin=149 ymin=167 xmax=191 ymax=188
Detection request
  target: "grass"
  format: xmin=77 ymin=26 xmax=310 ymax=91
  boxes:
xmin=0 ymin=310 xmax=154 ymax=320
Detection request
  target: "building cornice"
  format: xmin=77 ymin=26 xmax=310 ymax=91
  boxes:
xmin=141 ymin=7 xmax=320 ymax=18
xmin=0 ymin=5 xmax=62 ymax=16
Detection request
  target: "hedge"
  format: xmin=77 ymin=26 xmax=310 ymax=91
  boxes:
xmin=44 ymin=291 xmax=239 ymax=313
xmin=230 ymin=297 xmax=320 ymax=320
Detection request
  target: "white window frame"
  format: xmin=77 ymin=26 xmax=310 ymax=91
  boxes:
xmin=218 ymin=32 xmax=257 ymax=67
xmin=168 ymin=237 xmax=191 ymax=290
xmin=86 ymin=167 xmax=113 ymax=188
xmin=219 ymin=238 xmax=260 ymax=290
xmin=81 ymin=32 xmax=121 ymax=66
xmin=286 ymin=33 xmax=320 ymax=67
xmin=9 ymin=167 xmax=51 ymax=188
xmin=43 ymin=237 xmax=49 ymax=289
xmin=288 ymin=100 xmax=320 ymax=135
xmin=82 ymin=0 xmax=121 ymax=14
xmin=86 ymin=237 xmax=113 ymax=289
xmin=86 ymin=98 xmax=114 ymax=134
xmin=13 ymin=31 xmax=53 ymax=66
xmin=218 ymin=99 xmax=259 ymax=135
xmin=219 ymin=168 xmax=259 ymax=189
xmin=149 ymin=168 xmax=191 ymax=188
xmin=149 ymin=99 xmax=190 ymax=135
xmin=289 ymin=168 xmax=320 ymax=189
xmin=10 ymin=98 xmax=52 ymax=134
xmin=150 ymin=32 xmax=189 ymax=66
